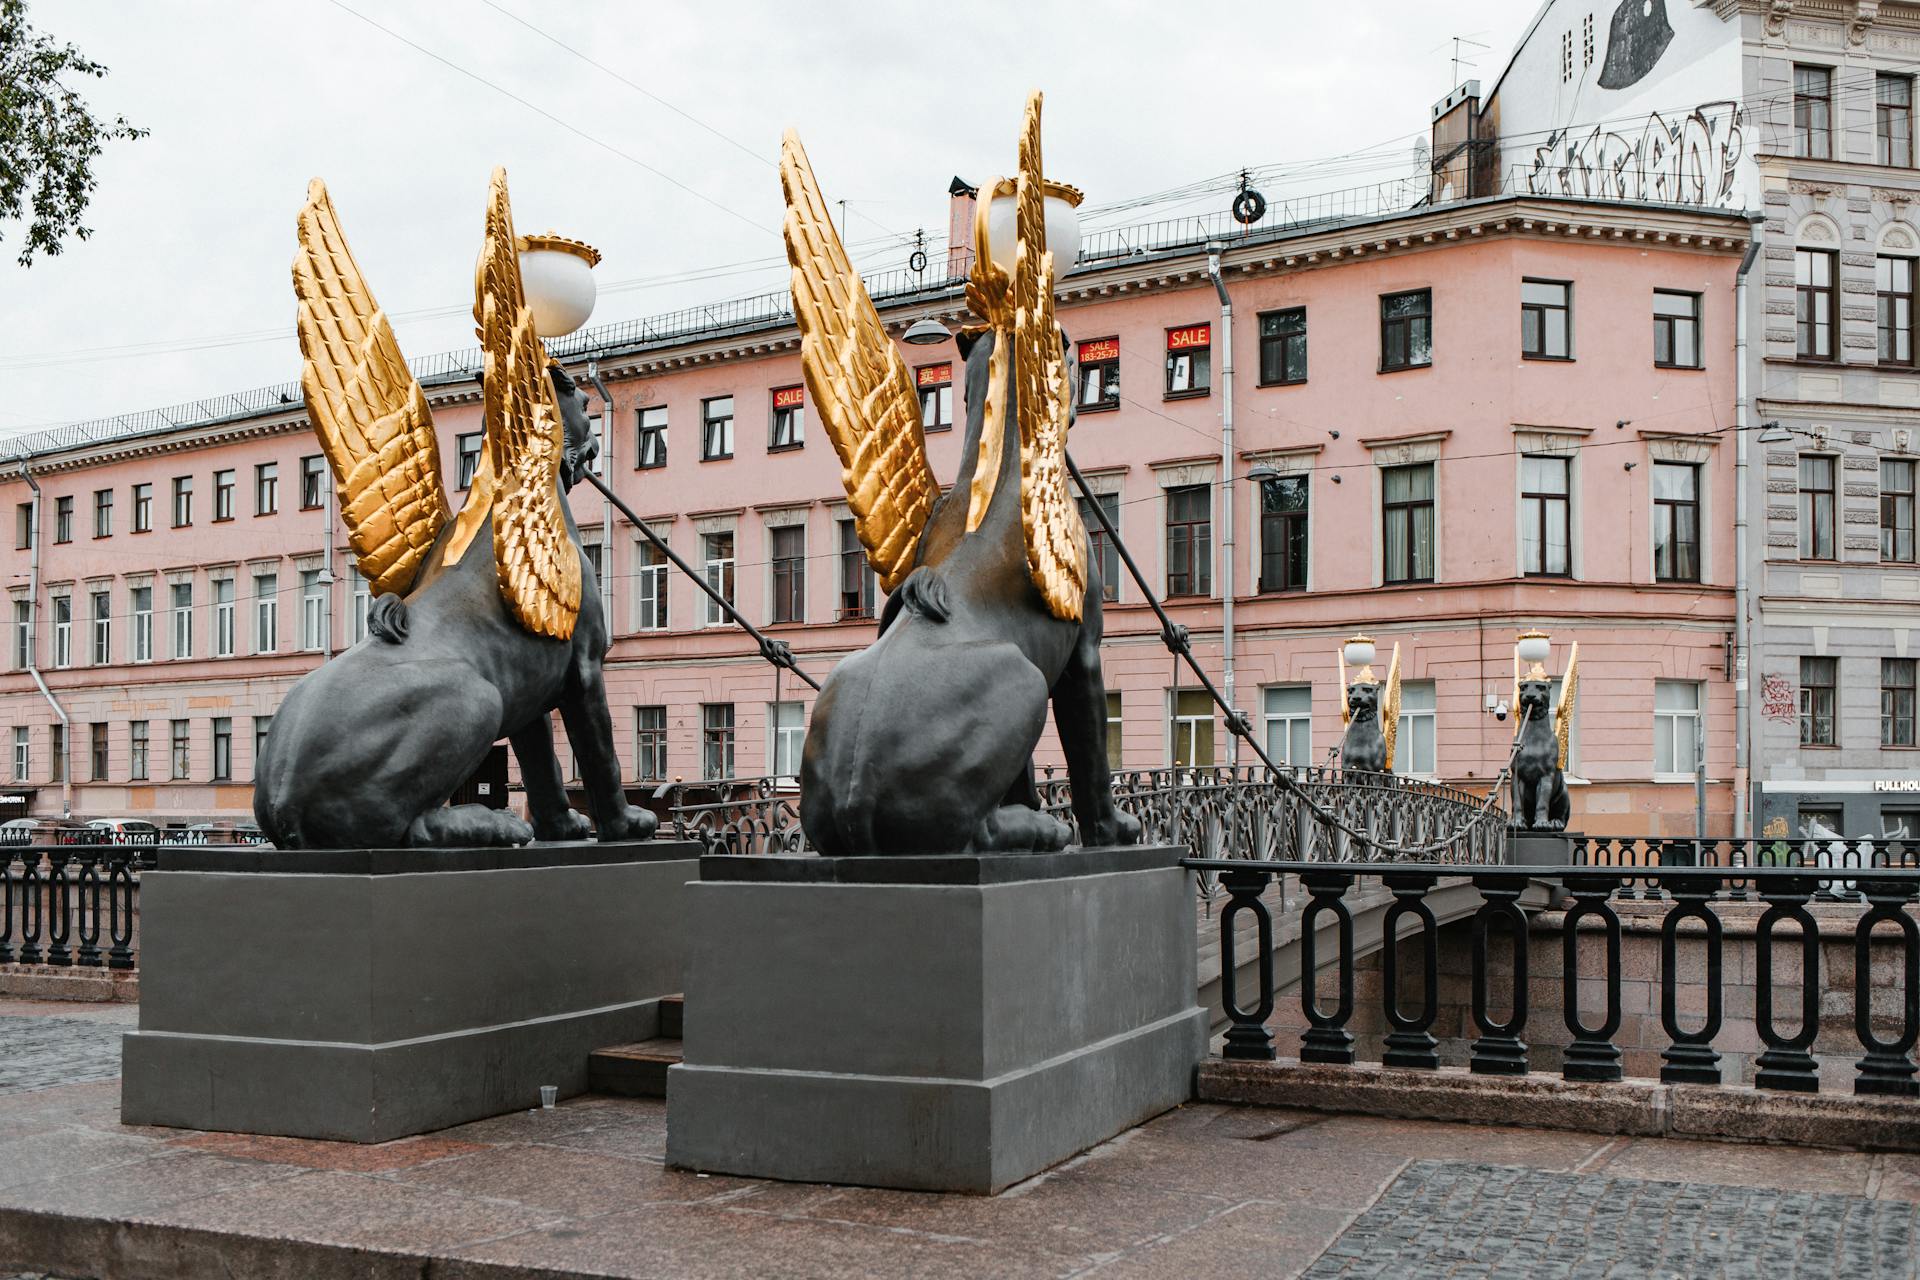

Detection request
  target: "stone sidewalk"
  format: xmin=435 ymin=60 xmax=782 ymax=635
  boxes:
xmin=1 ymin=1003 xmax=1918 ymax=1278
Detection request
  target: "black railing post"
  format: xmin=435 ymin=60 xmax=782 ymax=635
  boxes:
xmin=44 ymin=848 xmax=72 ymax=967
xmin=17 ymin=852 xmax=43 ymax=966
xmin=1298 ymin=870 xmax=1356 ymax=1065
xmin=1561 ymin=874 xmax=1626 ymax=1082
xmin=105 ymin=849 xmax=135 ymax=971
xmin=1218 ymin=868 xmax=1277 ymax=1061
xmin=1468 ymin=876 xmax=1530 ymax=1076
xmin=0 ymin=850 xmax=13 ymax=965
xmin=73 ymin=850 xmax=102 ymax=968
xmin=1754 ymin=875 xmax=1822 ymax=1092
xmin=1853 ymin=878 xmax=1920 ymax=1097
xmin=1659 ymin=875 xmax=1724 ymax=1085
xmin=1380 ymin=872 xmax=1441 ymax=1069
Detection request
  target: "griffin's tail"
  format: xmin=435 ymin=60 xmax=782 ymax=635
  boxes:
xmin=893 ymin=566 xmax=950 ymax=622
xmin=368 ymin=594 xmax=410 ymax=644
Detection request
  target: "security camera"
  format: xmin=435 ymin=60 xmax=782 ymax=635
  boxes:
xmin=1494 ymin=700 xmax=1510 ymax=722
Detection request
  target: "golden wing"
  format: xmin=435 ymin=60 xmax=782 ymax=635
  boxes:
xmin=1380 ymin=643 xmax=1403 ymax=771
xmin=1008 ymin=92 xmax=1088 ymax=623
xmin=476 ymin=167 xmax=581 ymax=641
xmin=1512 ymin=649 xmax=1523 ymax=739
xmin=293 ymin=178 xmax=449 ymax=597
xmin=1555 ymin=642 xmax=1579 ymax=770
xmin=1337 ymin=646 xmax=1352 ymax=726
xmin=781 ymin=131 xmax=938 ymax=593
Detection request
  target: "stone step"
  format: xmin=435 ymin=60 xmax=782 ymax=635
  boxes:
xmin=659 ymin=992 xmax=684 ymax=1040
xmin=588 ymin=1038 xmax=682 ymax=1098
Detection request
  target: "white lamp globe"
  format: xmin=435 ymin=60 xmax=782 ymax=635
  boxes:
xmin=984 ymin=182 xmax=1084 ymax=281
xmin=1516 ymin=631 xmax=1552 ymax=668
xmin=1342 ymin=637 xmax=1377 ymax=671
xmin=516 ymin=233 xmax=601 ymax=338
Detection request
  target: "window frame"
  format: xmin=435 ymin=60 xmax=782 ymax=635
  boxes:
xmin=129 ymin=720 xmax=148 ymax=782
xmin=456 ymin=432 xmax=483 ymax=489
xmin=1076 ymin=338 xmax=1120 ymax=413
xmin=1257 ymin=474 xmax=1310 ymax=593
xmin=634 ymin=705 xmax=668 ymax=781
xmin=170 ymin=718 xmax=190 ymax=782
xmin=1653 ymin=290 xmax=1702 ymax=369
xmin=1379 ymin=289 xmax=1433 ymax=373
xmin=916 ymin=363 xmax=955 ymax=432
xmin=1653 ymin=680 xmax=1703 ymax=779
xmin=1794 ymin=63 xmax=1834 ymax=160
xmin=769 ymin=700 xmax=806 ymax=782
xmin=1163 ymin=325 xmax=1212 ymax=400
xmin=1880 ymin=73 xmax=1915 ymax=167
xmin=1256 ymin=308 xmax=1307 ymax=387
xmin=1520 ymin=278 xmax=1573 ymax=361
xmin=1796 ymin=248 xmax=1838 ymax=362
xmin=170 ymin=476 xmax=192 ymax=529
xmin=769 ymin=524 xmax=806 ymax=625
xmin=700 ymin=702 xmax=735 ymax=780
xmin=89 ymin=590 xmax=110 ymax=666
xmin=92 ymin=488 xmax=111 ymax=539
xmin=1880 ymin=255 xmax=1916 ymax=367
xmin=1800 ymin=655 xmax=1838 ymax=747
xmin=1519 ymin=454 xmax=1572 ymax=578
xmin=213 ymin=578 xmax=235 ymax=658
xmin=213 ymin=469 xmax=235 ymax=522
xmin=89 ymin=722 xmax=107 ymax=782
xmin=131 ymin=483 xmax=153 ymax=534
xmin=700 ymin=396 xmax=735 ymax=462
xmin=1163 ymin=484 xmax=1213 ymax=598
xmin=1170 ymin=689 xmax=1215 ymax=768
xmin=254 ymin=462 xmax=278 ymax=516
xmin=254 ymin=573 xmax=278 ymax=654
xmin=212 ymin=717 xmax=233 ymax=782
xmin=299 ymin=454 xmax=326 ymax=510
xmin=1078 ymin=492 xmax=1121 ymax=604
xmin=635 ymin=538 xmax=669 ymax=632
xmin=170 ymin=581 xmax=192 ymax=660
xmin=1884 ymin=657 xmax=1918 ymax=748
xmin=836 ymin=518 xmax=876 ymax=621
xmin=701 ymin=531 xmax=735 ymax=627
xmin=1799 ymin=454 xmax=1838 ymax=561
xmin=635 ymin=405 xmax=667 ymax=470
xmin=768 ymin=387 xmax=805 ymax=453
xmin=1652 ymin=461 xmax=1702 ymax=583
xmin=53 ymin=495 xmax=72 ymax=544
xmin=1381 ymin=462 xmax=1437 ymax=585
xmin=1883 ymin=458 xmax=1916 ymax=563
xmin=50 ymin=595 xmax=70 ymax=669
xmin=1395 ymin=681 xmax=1439 ymax=778
xmin=1261 ymin=684 xmax=1313 ymax=767
xmin=130 ymin=585 xmax=153 ymax=663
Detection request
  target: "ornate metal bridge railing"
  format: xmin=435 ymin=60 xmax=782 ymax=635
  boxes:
xmin=664 ymin=767 xmax=1508 ymax=870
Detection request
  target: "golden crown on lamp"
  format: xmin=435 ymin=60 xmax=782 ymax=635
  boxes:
xmin=1516 ymin=629 xmax=1553 ymax=680
xmin=1341 ymin=634 xmax=1379 ymax=684
xmin=489 ymin=231 xmax=603 ymax=339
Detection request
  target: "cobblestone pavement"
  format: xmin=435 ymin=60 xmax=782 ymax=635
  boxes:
xmin=0 ymin=1014 xmax=125 ymax=1096
xmin=1304 ymin=1160 xmax=1920 ymax=1279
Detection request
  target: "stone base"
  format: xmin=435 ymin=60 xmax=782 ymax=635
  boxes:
xmin=1506 ymin=829 xmax=1578 ymax=867
xmin=121 ymin=840 xmax=700 ymax=1143
xmin=665 ymin=846 xmax=1207 ymax=1194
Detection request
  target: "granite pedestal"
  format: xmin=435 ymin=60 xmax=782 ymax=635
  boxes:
xmin=121 ymin=839 xmax=700 ymax=1143
xmin=664 ymin=845 xmax=1207 ymax=1194
xmin=1507 ymin=829 xmax=1578 ymax=867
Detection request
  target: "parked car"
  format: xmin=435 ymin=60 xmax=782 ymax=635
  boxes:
xmin=86 ymin=818 xmax=162 ymax=846
xmin=0 ymin=817 xmax=110 ymax=848
xmin=160 ymin=821 xmax=270 ymax=848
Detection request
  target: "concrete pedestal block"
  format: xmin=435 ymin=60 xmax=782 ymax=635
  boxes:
xmin=121 ymin=840 xmax=700 ymax=1143
xmin=1507 ymin=829 xmax=1578 ymax=867
xmin=665 ymin=846 xmax=1207 ymax=1194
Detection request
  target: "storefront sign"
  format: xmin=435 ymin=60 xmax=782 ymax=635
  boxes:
xmin=916 ymin=363 xmax=952 ymax=387
xmin=1077 ymin=338 xmax=1119 ymax=364
xmin=772 ymin=386 xmax=805 ymax=409
xmin=1875 ymin=779 xmax=1920 ymax=792
xmin=1166 ymin=325 xmax=1211 ymax=351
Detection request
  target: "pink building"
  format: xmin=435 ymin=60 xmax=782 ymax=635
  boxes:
xmin=1 ymin=190 xmax=1750 ymax=836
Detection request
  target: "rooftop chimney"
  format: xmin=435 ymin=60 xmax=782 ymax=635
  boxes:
xmin=947 ymin=177 xmax=978 ymax=278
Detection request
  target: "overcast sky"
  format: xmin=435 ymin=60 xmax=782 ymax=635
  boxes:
xmin=0 ymin=0 xmax=1545 ymax=439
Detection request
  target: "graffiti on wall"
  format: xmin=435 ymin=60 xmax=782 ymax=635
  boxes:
xmin=1761 ymin=673 xmax=1797 ymax=724
xmin=1525 ymin=100 xmax=1745 ymax=208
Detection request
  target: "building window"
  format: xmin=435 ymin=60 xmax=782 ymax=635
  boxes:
xmin=1382 ymin=462 xmax=1436 ymax=585
xmin=1521 ymin=280 xmax=1571 ymax=359
xmin=917 ymin=363 xmax=953 ymax=431
xmin=10 ymin=726 xmax=24 ymax=782
xmin=1520 ymin=455 xmax=1571 ymax=577
xmin=51 ymin=597 xmax=69 ymax=669
xmin=170 ymin=719 xmax=190 ymax=781
xmin=171 ymin=476 xmax=192 ymax=527
xmin=583 ymin=415 xmax=605 ymax=476
xmin=1801 ymin=656 xmax=1838 ymax=746
xmin=1797 ymin=249 xmax=1837 ymax=360
xmin=1258 ymin=475 xmax=1309 ymax=593
xmin=348 ymin=568 xmax=370 ymax=643
xmin=769 ymin=386 xmax=805 ymax=451
xmin=10 ymin=600 xmax=24 ymax=670
xmin=770 ymin=525 xmax=805 ymax=624
xmin=770 ymin=701 xmax=805 ymax=782
xmin=93 ymin=488 xmax=111 ymax=538
xmin=1880 ymin=74 xmax=1914 ymax=167
xmin=53 ymin=496 xmax=71 ymax=544
xmin=212 ymin=718 xmax=232 ymax=782
xmin=456 ymin=433 xmax=482 ymax=488
xmin=13 ymin=502 xmax=29 ymax=550
xmin=1105 ymin=691 xmax=1124 ymax=771
xmin=1885 ymin=658 xmax=1919 ymax=747
xmin=1164 ymin=485 xmax=1212 ymax=598
xmin=132 ymin=483 xmax=152 ymax=533
xmin=701 ymin=703 xmax=735 ymax=780
xmin=636 ymin=539 xmax=669 ymax=631
xmin=837 ymin=519 xmax=875 ymax=620
xmin=1652 ymin=290 xmax=1702 ymax=369
xmin=1258 ymin=308 xmax=1307 ymax=385
xmin=633 ymin=706 xmax=668 ymax=781
xmin=254 ymin=573 xmax=278 ymax=653
xmin=252 ymin=716 xmax=271 ymax=774
xmin=89 ymin=722 xmax=107 ymax=782
xmin=214 ymin=579 xmax=235 ymax=657
xmin=1380 ymin=289 xmax=1432 ymax=372
xmin=255 ymin=462 xmax=278 ymax=515
xmin=1582 ymin=11 xmax=1594 ymax=66
xmin=1077 ymin=337 xmax=1119 ymax=412
xmin=1883 ymin=458 xmax=1916 ymax=562
xmin=49 ymin=723 xmax=64 ymax=784
xmin=1396 ymin=682 xmax=1438 ymax=776
xmin=1171 ymin=690 xmax=1214 ymax=768
xmin=211 ymin=469 xmax=234 ymax=522
xmin=701 ymin=396 xmax=734 ymax=461
xmin=1880 ymin=257 xmax=1916 ymax=366
xmin=170 ymin=582 xmax=192 ymax=659
xmin=1164 ymin=324 xmax=1211 ymax=398
xmin=90 ymin=590 xmax=109 ymax=665
xmin=1653 ymin=462 xmax=1700 ymax=583
xmin=1794 ymin=64 xmax=1833 ymax=159
xmin=300 ymin=455 xmax=326 ymax=509
xmin=702 ymin=532 xmax=735 ymax=626
xmin=1263 ymin=685 xmax=1312 ymax=767
xmin=129 ymin=720 xmax=148 ymax=781
xmin=1651 ymin=680 xmax=1700 ymax=776
xmin=635 ymin=406 xmax=667 ymax=469
xmin=130 ymin=586 xmax=152 ymax=662
xmin=1799 ymin=455 xmax=1837 ymax=560
xmin=300 ymin=569 xmax=326 ymax=650
xmin=1561 ymin=27 xmax=1573 ymax=82
xmin=1079 ymin=493 xmax=1120 ymax=603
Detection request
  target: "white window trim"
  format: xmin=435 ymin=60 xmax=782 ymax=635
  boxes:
xmin=1513 ymin=428 xmax=1586 ymax=580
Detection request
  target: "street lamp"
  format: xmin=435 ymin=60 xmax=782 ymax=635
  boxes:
xmin=516 ymin=233 xmax=602 ymax=338
xmin=982 ymin=181 xmax=1083 ymax=278
xmin=903 ymin=317 xmax=952 ymax=346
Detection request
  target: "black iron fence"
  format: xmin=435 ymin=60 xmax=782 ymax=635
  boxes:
xmin=1189 ymin=858 xmax=1920 ymax=1097
xmin=1 ymin=846 xmax=144 ymax=972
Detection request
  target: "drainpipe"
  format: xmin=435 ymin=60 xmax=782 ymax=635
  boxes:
xmin=15 ymin=458 xmax=72 ymax=818
xmin=587 ymin=362 xmax=615 ymax=618
xmin=1732 ymin=214 xmax=1764 ymax=840
xmin=1207 ymin=243 xmax=1238 ymax=767
xmin=321 ymin=479 xmax=335 ymax=658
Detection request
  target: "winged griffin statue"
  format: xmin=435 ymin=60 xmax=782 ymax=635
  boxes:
xmin=253 ymin=170 xmax=656 ymax=849
xmin=1511 ymin=634 xmax=1578 ymax=831
xmin=786 ymin=93 xmax=1140 ymax=855
xmin=1337 ymin=638 xmax=1402 ymax=774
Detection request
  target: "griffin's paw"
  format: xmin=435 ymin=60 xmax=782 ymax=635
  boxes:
xmin=535 ymin=808 xmax=594 ymax=842
xmin=1092 ymin=810 xmax=1144 ymax=848
xmin=597 ymin=805 xmax=659 ymax=842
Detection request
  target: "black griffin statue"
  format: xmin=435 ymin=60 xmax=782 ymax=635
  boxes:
xmin=254 ymin=173 xmax=656 ymax=850
xmin=1337 ymin=641 xmax=1401 ymax=774
xmin=1510 ymin=642 xmax=1578 ymax=831
xmin=781 ymin=96 xmax=1140 ymax=855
